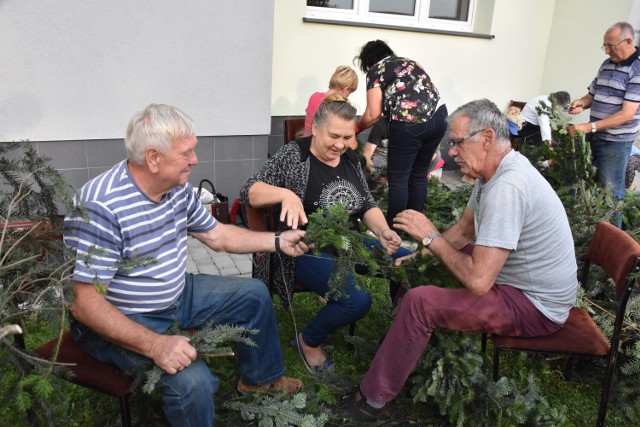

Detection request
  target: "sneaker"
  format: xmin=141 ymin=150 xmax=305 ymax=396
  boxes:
xmin=339 ymin=390 xmax=393 ymax=420
xmin=237 ymin=376 xmax=303 ymax=395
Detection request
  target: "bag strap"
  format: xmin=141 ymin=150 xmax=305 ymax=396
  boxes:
xmin=197 ymin=179 xmax=216 ymax=198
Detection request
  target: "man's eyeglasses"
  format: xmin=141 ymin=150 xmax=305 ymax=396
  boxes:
xmin=601 ymin=39 xmax=628 ymax=51
xmin=448 ymin=129 xmax=487 ymax=149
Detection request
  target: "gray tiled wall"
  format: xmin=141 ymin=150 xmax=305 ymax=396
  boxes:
xmin=20 ymin=134 xmax=268 ymax=203
xmin=3 ymin=115 xmax=373 ymax=209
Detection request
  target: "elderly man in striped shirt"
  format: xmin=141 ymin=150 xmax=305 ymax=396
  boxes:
xmin=569 ymin=21 xmax=640 ymax=226
xmin=64 ymin=104 xmax=308 ymax=426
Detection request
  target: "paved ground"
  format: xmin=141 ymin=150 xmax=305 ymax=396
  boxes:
xmin=185 ymin=236 xmax=252 ymax=277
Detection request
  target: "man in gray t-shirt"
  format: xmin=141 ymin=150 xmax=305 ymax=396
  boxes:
xmin=341 ymin=99 xmax=578 ymax=420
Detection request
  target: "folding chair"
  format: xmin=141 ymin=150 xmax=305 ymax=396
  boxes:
xmin=489 ymin=221 xmax=640 ymax=427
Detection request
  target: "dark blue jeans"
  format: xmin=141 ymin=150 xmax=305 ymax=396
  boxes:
xmin=71 ymin=274 xmax=284 ymax=427
xmin=294 ymin=240 xmax=411 ymax=347
xmin=386 ymin=105 xmax=448 ymax=230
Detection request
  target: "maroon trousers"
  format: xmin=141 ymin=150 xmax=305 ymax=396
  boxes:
xmin=360 ymin=284 xmax=562 ymax=403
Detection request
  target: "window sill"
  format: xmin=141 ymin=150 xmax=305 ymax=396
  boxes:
xmin=303 ymin=17 xmax=495 ymax=40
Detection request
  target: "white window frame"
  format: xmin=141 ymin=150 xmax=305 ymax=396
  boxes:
xmin=306 ymin=0 xmax=477 ymax=33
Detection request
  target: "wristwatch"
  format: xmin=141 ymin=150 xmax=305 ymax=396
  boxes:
xmin=422 ymin=232 xmax=441 ymax=248
xmin=591 ymin=122 xmax=597 ymax=133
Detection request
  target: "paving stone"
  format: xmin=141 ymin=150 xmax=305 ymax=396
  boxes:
xmin=219 ymin=267 xmax=241 ymax=276
xmin=197 ymin=265 xmax=221 ymax=276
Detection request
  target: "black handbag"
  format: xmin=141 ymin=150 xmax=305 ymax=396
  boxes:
xmin=196 ymin=179 xmax=230 ymax=224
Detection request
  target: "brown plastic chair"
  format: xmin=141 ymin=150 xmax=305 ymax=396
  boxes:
xmin=489 ymin=221 xmax=640 ymax=427
xmin=244 ymin=205 xmax=356 ymax=341
xmin=283 ymin=118 xmax=305 ymax=144
xmin=5 ymin=221 xmax=134 ymax=427
xmin=509 ymin=99 xmax=526 ymax=110
xmin=35 ymin=331 xmax=134 ymax=426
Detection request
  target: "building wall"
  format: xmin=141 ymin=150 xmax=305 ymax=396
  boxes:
xmin=0 ymin=0 xmax=275 ymax=201
xmin=3 ymin=1 xmax=639 ymax=203
xmin=541 ymin=0 xmax=634 ymax=123
xmin=271 ymin=0 xmax=557 ymax=117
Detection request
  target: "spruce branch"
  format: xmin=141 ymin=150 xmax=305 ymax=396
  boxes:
xmin=142 ymin=323 xmax=258 ymax=393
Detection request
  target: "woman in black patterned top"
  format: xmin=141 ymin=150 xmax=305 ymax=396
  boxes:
xmin=355 ymin=40 xmax=448 ymax=232
xmin=240 ymin=95 xmax=410 ymax=371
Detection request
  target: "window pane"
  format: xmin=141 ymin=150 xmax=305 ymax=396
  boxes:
xmin=369 ymin=0 xmax=416 ymax=16
xmin=428 ymin=0 xmax=470 ymax=21
xmin=307 ymin=0 xmax=354 ymax=9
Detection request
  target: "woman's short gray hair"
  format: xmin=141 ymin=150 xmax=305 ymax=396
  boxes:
xmin=448 ymin=99 xmax=511 ymax=146
xmin=125 ymin=104 xmax=195 ymax=165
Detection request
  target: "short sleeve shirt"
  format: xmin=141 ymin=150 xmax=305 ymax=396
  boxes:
xmin=366 ymin=56 xmax=440 ymax=123
xmin=64 ymin=160 xmax=216 ymax=314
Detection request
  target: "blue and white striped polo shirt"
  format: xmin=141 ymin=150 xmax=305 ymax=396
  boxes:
xmin=588 ymin=47 xmax=640 ymax=142
xmin=64 ymin=160 xmax=217 ymax=314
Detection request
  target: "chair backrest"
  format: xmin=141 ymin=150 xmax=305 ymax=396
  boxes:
xmin=283 ymin=118 xmax=305 ymax=144
xmin=509 ymin=100 xmax=526 ymax=111
xmin=584 ymin=221 xmax=640 ymax=297
xmin=244 ymin=205 xmax=279 ymax=233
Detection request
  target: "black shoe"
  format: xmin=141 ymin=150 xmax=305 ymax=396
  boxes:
xmin=339 ymin=390 xmax=393 ymax=420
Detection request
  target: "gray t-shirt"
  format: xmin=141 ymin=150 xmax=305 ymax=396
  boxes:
xmin=467 ymin=150 xmax=577 ymax=323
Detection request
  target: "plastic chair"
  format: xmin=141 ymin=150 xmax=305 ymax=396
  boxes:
xmin=34 ymin=331 xmax=134 ymax=427
xmin=283 ymin=118 xmax=305 ymax=144
xmin=489 ymin=221 xmax=640 ymax=427
xmin=6 ymin=220 xmax=134 ymax=426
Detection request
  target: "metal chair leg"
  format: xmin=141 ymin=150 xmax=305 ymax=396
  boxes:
xmin=348 ymin=322 xmax=356 ymax=351
xmin=564 ymin=356 xmax=575 ymax=381
xmin=119 ymin=394 xmax=132 ymax=427
xmin=492 ymin=347 xmax=500 ymax=381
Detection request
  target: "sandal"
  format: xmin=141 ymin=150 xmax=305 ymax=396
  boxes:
xmin=294 ymin=334 xmax=334 ymax=372
xmin=237 ymin=376 xmax=303 ymax=395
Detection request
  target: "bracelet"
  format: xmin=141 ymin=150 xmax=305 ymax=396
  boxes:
xmin=274 ymin=231 xmax=282 ymax=253
xmin=591 ymin=122 xmax=597 ymax=133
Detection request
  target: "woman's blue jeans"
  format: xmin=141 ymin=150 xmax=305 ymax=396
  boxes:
xmin=71 ymin=274 xmax=284 ymax=427
xmin=294 ymin=240 xmax=411 ymax=347
xmin=386 ymin=105 xmax=448 ymax=230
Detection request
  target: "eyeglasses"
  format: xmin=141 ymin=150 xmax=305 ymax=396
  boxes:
xmin=601 ymin=39 xmax=628 ymax=51
xmin=448 ymin=129 xmax=487 ymax=149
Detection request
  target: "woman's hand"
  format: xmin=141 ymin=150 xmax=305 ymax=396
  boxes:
xmin=280 ymin=191 xmax=308 ymax=230
xmin=378 ymin=228 xmax=401 ymax=255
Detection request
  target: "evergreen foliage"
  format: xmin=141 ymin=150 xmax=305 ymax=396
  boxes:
xmin=224 ymin=392 xmax=329 ymax=426
xmin=303 ymin=203 xmax=381 ymax=298
xmin=142 ymin=323 xmax=259 ymax=393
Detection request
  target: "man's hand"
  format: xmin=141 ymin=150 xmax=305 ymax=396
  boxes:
xmin=568 ymin=101 xmax=584 ymax=115
xmin=148 ymin=334 xmax=197 ymax=375
xmin=279 ymin=229 xmax=310 ymax=257
xmin=393 ymin=209 xmax=437 ymax=242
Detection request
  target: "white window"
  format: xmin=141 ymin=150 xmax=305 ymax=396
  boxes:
xmin=306 ymin=0 xmax=477 ymax=33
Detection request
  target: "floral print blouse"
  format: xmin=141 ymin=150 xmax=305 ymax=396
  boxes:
xmin=366 ymin=56 xmax=440 ymax=123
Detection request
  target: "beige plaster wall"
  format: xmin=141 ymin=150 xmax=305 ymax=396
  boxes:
xmin=541 ymin=0 xmax=634 ymax=120
xmin=271 ymin=0 xmax=557 ymax=117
